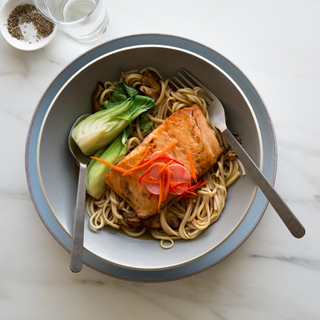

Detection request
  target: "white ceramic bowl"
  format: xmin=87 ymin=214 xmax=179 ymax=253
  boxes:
xmin=35 ymin=41 xmax=262 ymax=271
xmin=0 ymin=0 xmax=57 ymax=51
xmin=26 ymin=35 xmax=277 ymax=280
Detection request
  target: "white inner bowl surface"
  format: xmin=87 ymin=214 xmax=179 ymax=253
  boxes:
xmin=37 ymin=45 xmax=262 ymax=270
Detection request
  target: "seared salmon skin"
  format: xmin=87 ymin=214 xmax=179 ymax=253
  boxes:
xmin=105 ymin=105 xmax=223 ymax=219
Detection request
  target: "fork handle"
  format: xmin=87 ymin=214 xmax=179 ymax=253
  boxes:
xmin=222 ymin=128 xmax=305 ymax=238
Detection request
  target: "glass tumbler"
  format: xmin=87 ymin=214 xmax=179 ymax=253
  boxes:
xmin=32 ymin=0 xmax=109 ymax=42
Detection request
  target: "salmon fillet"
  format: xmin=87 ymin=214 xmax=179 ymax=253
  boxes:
xmin=105 ymin=105 xmax=223 ymax=219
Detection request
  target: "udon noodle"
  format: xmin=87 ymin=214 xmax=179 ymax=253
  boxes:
xmin=86 ymin=67 xmax=244 ymax=249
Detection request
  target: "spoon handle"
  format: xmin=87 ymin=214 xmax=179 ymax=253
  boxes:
xmin=70 ymin=162 xmax=87 ymax=272
xmin=222 ymin=128 xmax=305 ymax=238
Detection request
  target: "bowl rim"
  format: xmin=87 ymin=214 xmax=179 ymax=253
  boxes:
xmin=36 ymin=43 xmax=262 ymax=271
xmin=25 ymin=34 xmax=278 ymax=280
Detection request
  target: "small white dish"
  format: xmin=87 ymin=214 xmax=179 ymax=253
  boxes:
xmin=0 ymin=0 xmax=57 ymax=51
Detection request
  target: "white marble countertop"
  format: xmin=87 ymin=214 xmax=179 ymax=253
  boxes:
xmin=1 ymin=0 xmax=319 ymax=319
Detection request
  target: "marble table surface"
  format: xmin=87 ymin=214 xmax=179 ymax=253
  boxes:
xmin=1 ymin=0 xmax=319 ymax=319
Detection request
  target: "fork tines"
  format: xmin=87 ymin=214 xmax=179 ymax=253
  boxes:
xmin=172 ymin=68 xmax=213 ymax=103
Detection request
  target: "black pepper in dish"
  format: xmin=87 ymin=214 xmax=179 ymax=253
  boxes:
xmin=7 ymin=4 xmax=54 ymax=42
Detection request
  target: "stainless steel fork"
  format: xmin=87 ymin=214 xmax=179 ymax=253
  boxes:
xmin=173 ymin=68 xmax=305 ymax=238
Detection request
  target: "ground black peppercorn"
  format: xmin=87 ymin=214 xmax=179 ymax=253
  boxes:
xmin=7 ymin=4 xmax=54 ymax=42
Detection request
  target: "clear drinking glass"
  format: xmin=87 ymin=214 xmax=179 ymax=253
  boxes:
xmin=32 ymin=0 xmax=109 ymax=42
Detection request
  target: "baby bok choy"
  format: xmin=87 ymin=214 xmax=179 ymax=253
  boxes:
xmin=86 ymin=126 xmax=130 ymax=199
xmin=71 ymin=90 xmax=155 ymax=155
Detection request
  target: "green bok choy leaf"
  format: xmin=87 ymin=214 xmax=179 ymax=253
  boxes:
xmin=103 ymin=82 xmax=139 ymax=110
xmin=71 ymin=93 xmax=154 ymax=155
xmin=103 ymin=82 xmax=153 ymax=132
xmin=86 ymin=126 xmax=130 ymax=199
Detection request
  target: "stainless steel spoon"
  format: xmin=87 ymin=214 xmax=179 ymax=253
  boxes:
xmin=68 ymin=114 xmax=90 ymax=273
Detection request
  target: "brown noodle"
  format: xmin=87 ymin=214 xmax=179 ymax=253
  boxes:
xmin=86 ymin=68 xmax=244 ymax=249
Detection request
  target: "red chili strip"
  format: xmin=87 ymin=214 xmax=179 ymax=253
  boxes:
xmin=126 ymin=141 xmax=178 ymax=173
xmin=177 ymin=179 xmax=209 ymax=201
